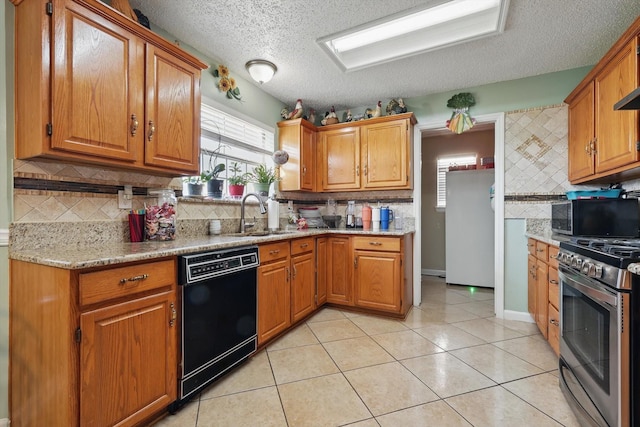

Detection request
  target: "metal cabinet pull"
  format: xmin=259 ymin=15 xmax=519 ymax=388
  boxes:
xmin=286 ymin=267 xmax=290 ymax=282
xmin=148 ymin=120 xmax=155 ymax=141
xmin=302 ymin=166 xmax=307 ymax=175
xmin=293 ymin=265 xmax=297 ymax=279
xmin=130 ymin=114 xmax=139 ymax=136
xmin=356 ymin=165 xmax=360 ymax=176
xmin=549 ymin=319 xmax=559 ymax=326
xmin=169 ymin=302 xmax=177 ymax=327
xmin=119 ymin=274 xmax=148 ymax=284
xmin=549 ymin=279 xmax=558 ymax=285
xmin=369 ymin=241 xmax=382 ymax=246
xmin=269 ymin=249 xmax=280 ymax=255
xmin=354 ymin=256 xmax=358 ymax=268
xmin=364 ymin=164 xmax=368 ymax=176
xmin=300 ymin=243 xmax=308 ymax=249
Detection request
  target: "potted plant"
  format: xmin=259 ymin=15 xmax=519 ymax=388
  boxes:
xmin=183 ymin=176 xmax=204 ymax=196
xmin=249 ymin=163 xmax=279 ymax=197
xmin=201 ymin=161 xmax=225 ymax=199
xmin=228 ymin=162 xmax=250 ymax=197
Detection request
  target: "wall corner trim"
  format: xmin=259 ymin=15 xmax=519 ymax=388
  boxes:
xmin=0 ymin=228 xmax=8 ymax=247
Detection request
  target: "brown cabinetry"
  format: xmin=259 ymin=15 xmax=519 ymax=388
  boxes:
xmin=257 ymin=241 xmax=291 ymax=345
xmin=527 ymin=238 xmax=560 ymax=353
xmin=316 ymin=237 xmax=328 ymax=305
xmin=278 ymin=118 xmax=316 ymax=191
xmin=14 ymin=0 xmax=206 ymax=175
xmin=326 ymin=236 xmax=354 ymax=305
xmin=290 ymin=237 xmax=317 ymax=323
xmin=565 ymin=18 xmax=639 ymax=184
xmin=353 ymin=236 xmax=402 ymax=313
xmin=10 ymin=258 xmax=178 ymax=427
xmin=278 ymin=113 xmax=415 ymax=192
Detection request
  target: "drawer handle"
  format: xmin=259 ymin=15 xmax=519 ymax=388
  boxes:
xmin=169 ymin=302 xmax=176 ymax=327
xmin=269 ymin=249 xmax=280 ymax=255
xmin=550 ymin=255 xmax=558 ymax=259
xmin=369 ymin=242 xmax=382 ymax=246
xmin=536 ymin=248 xmax=544 ymax=252
xmin=148 ymin=120 xmax=155 ymax=141
xmin=549 ymin=279 xmax=558 ymax=285
xmin=130 ymin=114 xmax=139 ymax=136
xmin=299 ymin=243 xmax=309 ymax=249
xmin=549 ymin=319 xmax=559 ymax=326
xmin=119 ymin=274 xmax=148 ymax=284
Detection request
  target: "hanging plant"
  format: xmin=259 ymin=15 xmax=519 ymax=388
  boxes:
xmin=446 ymin=92 xmax=476 ymax=134
xmin=213 ymin=64 xmax=242 ymax=101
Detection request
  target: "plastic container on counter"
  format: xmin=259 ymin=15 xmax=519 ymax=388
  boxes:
xmin=145 ymin=189 xmax=177 ymax=241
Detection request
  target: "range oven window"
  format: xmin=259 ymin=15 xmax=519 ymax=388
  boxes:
xmin=562 ymin=283 xmax=610 ymax=393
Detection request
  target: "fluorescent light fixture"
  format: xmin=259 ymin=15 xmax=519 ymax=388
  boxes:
xmin=317 ymin=0 xmax=509 ymax=71
xmin=245 ymin=60 xmax=278 ymax=84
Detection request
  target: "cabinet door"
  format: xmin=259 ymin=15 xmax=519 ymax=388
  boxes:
xmin=278 ymin=120 xmax=316 ymax=191
xmin=527 ymin=254 xmax=536 ymax=317
xmin=567 ymin=83 xmax=596 ymax=182
xmin=144 ymin=45 xmax=200 ymax=173
xmin=361 ymin=119 xmax=409 ymax=188
xmin=548 ymin=303 xmax=560 ymax=356
xmin=326 ymin=237 xmax=353 ymax=305
xmin=52 ymin=0 xmax=143 ymax=162
xmin=594 ymin=39 xmax=639 ymax=174
xmin=291 ymin=251 xmax=316 ymax=323
xmin=316 ymin=237 xmax=327 ymax=306
xmin=536 ymin=261 xmax=549 ymax=339
xmin=80 ymin=291 xmax=177 ymax=427
xmin=320 ymin=127 xmax=360 ymax=190
xmin=257 ymin=258 xmax=291 ymax=345
xmin=354 ymin=250 xmax=401 ymax=313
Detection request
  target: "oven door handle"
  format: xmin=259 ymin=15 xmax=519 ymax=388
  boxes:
xmin=559 ymin=266 xmax=617 ymax=308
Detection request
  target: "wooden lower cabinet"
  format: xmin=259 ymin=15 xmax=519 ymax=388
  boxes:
xmin=316 ymin=237 xmax=328 ymax=305
xmin=10 ymin=258 xmax=178 ymax=427
xmin=290 ymin=238 xmax=316 ymax=323
xmin=326 ymin=236 xmax=353 ymax=305
xmin=527 ymin=238 xmax=560 ymax=353
xmin=257 ymin=242 xmax=291 ymax=345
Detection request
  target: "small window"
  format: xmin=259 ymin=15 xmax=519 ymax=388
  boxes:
xmin=436 ymin=154 xmax=476 ymax=208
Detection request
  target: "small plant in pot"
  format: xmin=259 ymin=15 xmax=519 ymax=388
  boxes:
xmin=183 ymin=176 xmax=204 ymax=197
xmin=249 ymin=163 xmax=279 ymax=197
xmin=200 ymin=162 xmax=225 ymax=199
xmin=228 ymin=162 xmax=250 ymax=198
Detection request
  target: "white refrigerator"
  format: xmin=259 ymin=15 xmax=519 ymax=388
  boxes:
xmin=445 ymin=169 xmax=495 ymax=288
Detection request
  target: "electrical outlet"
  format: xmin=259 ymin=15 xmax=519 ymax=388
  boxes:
xmin=118 ymin=185 xmax=133 ymax=209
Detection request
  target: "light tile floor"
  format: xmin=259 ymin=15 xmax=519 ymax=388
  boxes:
xmin=154 ymin=276 xmax=580 ymax=427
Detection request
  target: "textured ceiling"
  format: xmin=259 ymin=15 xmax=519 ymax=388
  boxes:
xmin=128 ymin=0 xmax=640 ymax=114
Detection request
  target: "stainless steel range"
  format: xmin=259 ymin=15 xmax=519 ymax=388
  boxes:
xmin=557 ymin=238 xmax=640 ymax=427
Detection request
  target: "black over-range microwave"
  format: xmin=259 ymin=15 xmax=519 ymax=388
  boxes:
xmin=551 ymin=198 xmax=640 ymax=237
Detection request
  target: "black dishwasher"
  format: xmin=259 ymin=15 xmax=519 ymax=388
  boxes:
xmin=175 ymin=246 xmax=259 ymax=405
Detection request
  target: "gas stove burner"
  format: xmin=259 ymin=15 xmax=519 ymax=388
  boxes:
xmin=604 ymin=245 xmax=640 ymax=257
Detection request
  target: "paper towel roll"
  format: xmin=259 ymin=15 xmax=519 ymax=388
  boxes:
xmin=268 ymin=199 xmax=280 ymax=230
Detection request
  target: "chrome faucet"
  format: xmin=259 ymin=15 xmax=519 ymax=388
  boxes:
xmin=239 ymin=193 xmax=268 ymax=233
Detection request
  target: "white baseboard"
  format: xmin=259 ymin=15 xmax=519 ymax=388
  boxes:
xmin=503 ymin=309 xmax=535 ymax=323
xmin=0 ymin=417 xmax=10 ymax=427
xmin=421 ymin=269 xmax=445 ymax=277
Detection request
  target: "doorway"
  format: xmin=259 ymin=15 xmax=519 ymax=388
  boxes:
xmin=412 ymin=113 xmax=505 ymax=318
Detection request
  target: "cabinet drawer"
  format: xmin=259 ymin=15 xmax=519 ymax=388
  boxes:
xmin=79 ymin=259 xmax=175 ymax=306
xmin=548 ymin=245 xmax=559 ymax=269
xmin=548 ymin=267 xmax=559 ymax=309
xmin=259 ymin=241 xmax=290 ymax=263
xmin=290 ymin=237 xmax=314 ymax=255
xmin=352 ymin=236 xmax=401 ymax=252
xmin=535 ymin=241 xmax=548 ymax=261
xmin=527 ymin=238 xmax=536 ymax=256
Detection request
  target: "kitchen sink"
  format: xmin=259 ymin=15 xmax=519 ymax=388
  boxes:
xmin=224 ymin=230 xmax=298 ymax=237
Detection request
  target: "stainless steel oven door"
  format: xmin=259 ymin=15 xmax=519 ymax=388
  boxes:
xmin=558 ymin=264 xmax=626 ymax=427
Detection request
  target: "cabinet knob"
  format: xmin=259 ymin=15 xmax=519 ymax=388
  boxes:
xmin=130 ymin=114 xmax=139 ymax=136
xmin=549 ymin=319 xmax=559 ymax=326
xmin=148 ymin=120 xmax=156 ymax=141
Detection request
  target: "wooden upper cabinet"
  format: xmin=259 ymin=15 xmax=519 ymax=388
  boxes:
xmin=51 ymin=1 xmax=142 ymax=162
xmin=568 ymin=83 xmax=596 ymax=182
xmin=594 ymin=38 xmax=639 ymax=174
xmin=361 ymin=119 xmax=410 ymax=188
xmin=144 ymin=45 xmax=200 ymax=172
xmin=320 ymin=127 xmax=361 ymax=191
xmin=565 ymin=18 xmax=640 ymax=184
xmin=14 ymin=0 xmax=207 ymax=175
xmin=278 ymin=118 xmax=316 ymax=191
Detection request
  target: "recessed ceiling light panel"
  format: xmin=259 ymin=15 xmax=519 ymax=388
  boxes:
xmin=318 ymin=0 xmax=509 ymax=72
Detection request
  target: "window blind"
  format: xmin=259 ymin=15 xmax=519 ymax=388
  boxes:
xmin=436 ymin=154 xmax=476 ymax=208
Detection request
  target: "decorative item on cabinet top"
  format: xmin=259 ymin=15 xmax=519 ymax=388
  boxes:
xmin=281 ymin=99 xmax=304 ymax=120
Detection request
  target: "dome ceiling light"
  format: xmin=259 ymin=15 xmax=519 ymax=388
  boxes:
xmin=245 ymin=60 xmax=278 ymax=84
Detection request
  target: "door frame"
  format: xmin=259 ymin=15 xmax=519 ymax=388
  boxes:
xmin=412 ymin=112 xmax=505 ymax=318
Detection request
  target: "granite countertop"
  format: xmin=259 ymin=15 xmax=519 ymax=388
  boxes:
xmin=9 ymin=228 xmax=415 ymax=270
xmin=524 ymin=231 xmax=569 ymax=247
